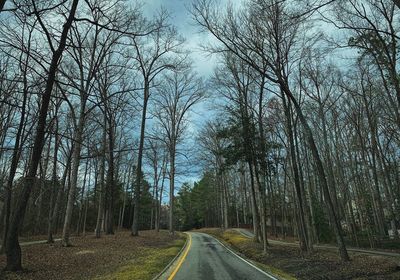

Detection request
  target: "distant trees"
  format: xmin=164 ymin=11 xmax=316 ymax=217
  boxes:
xmin=175 ymin=173 xmax=217 ymax=231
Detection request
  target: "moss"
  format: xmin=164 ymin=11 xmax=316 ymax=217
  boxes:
xmin=96 ymin=238 xmax=185 ymax=280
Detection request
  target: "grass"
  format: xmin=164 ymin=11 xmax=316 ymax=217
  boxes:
xmin=196 ymin=228 xmax=296 ymax=279
xmin=0 ymin=230 xmax=186 ymax=280
xmin=221 ymin=231 xmax=297 ymax=280
xmin=97 ymin=237 xmax=186 ymax=280
xmin=196 ymin=228 xmax=400 ymax=280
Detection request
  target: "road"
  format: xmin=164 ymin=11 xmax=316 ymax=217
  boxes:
xmin=170 ymin=232 xmax=277 ymax=280
xmin=234 ymin=228 xmax=400 ymax=258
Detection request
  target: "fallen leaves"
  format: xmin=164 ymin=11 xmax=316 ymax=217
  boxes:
xmin=198 ymin=228 xmax=400 ymax=280
xmin=0 ymin=230 xmax=184 ymax=280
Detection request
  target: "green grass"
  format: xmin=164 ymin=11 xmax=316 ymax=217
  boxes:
xmin=96 ymin=238 xmax=186 ymax=280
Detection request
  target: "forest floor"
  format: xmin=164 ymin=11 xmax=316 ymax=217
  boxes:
xmin=0 ymin=230 xmax=185 ymax=280
xmin=234 ymin=228 xmax=400 ymax=257
xmin=196 ymin=228 xmax=400 ymax=280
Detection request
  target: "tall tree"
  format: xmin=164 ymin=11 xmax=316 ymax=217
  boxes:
xmin=5 ymin=0 xmax=80 ymax=271
xmin=153 ymin=66 xmax=205 ymax=234
xmin=130 ymin=12 xmax=184 ymax=236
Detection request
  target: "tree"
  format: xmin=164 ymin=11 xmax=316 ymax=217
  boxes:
xmin=153 ymin=66 xmax=205 ymax=234
xmin=192 ymin=0 xmax=349 ymax=261
xmin=130 ymin=11 xmax=184 ymax=236
xmin=5 ymin=0 xmax=80 ymax=271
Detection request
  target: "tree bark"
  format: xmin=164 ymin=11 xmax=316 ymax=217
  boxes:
xmin=169 ymin=144 xmax=176 ymax=234
xmin=95 ymin=120 xmax=107 ymax=238
xmin=62 ymin=101 xmax=86 ymax=246
xmin=279 ymin=81 xmax=350 ymax=261
xmin=5 ymin=0 xmax=79 ymax=270
xmin=282 ymin=94 xmax=310 ymax=252
xmin=132 ymin=83 xmax=150 ymax=236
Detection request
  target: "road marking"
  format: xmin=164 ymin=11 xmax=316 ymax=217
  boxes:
xmin=168 ymin=232 xmax=192 ymax=280
xmin=207 ymin=234 xmax=279 ymax=280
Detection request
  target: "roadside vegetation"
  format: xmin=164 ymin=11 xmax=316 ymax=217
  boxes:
xmin=197 ymin=228 xmax=400 ymax=280
xmin=0 ymin=231 xmax=185 ymax=280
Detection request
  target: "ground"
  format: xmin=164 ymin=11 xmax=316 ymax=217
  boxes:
xmin=0 ymin=230 xmax=185 ymax=280
xmin=196 ymin=228 xmax=400 ymax=280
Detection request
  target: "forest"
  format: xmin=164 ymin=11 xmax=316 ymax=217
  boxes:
xmin=0 ymin=0 xmax=399 ymax=279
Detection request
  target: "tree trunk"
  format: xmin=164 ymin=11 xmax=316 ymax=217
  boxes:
xmin=132 ymin=84 xmax=149 ymax=236
xmin=5 ymin=0 xmax=79 ymax=270
xmin=62 ymin=102 xmax=86 ymax=246
xmin=157 ymin=157 xmax=167 ymax=232
xmin=247 ymin=161 xmax=260 ymax=243
xmin=0 ymin=69 xmax=29 ymax=253
xmin=105 ymin=118 xmax=115 ymax=235
xmin=282 ymin=94 xmax=310 ymax=252
xmin=76 ymin=160 xmax=89 ymax=235
xmin=48 ymin=143 xmax=72 ymax=243
xmin=169 ymin=146 xmax=175 ymax=234
xmin=95 ymin=123 xmax=107 ymax=238
xmin=279 ymin=81 xmax=350 ymax=261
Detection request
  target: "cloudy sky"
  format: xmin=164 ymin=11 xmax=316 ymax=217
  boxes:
xmin=143 ymin=0 xmax=216 ymax=77
xmin=141 ymin=0 xmax=219 ymax=189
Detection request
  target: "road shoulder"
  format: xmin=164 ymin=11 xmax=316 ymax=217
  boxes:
xmin=196 ymin=228 xmax=400 ymax=280
xmin=156 ymin=232 xmax=191 ymax=280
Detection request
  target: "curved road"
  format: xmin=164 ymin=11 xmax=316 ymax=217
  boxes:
xmin=170 ymin=232 xmax=276 ymax=280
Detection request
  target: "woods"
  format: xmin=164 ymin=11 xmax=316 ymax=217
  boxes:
xmin=0 ymin=0 xmax=200 ymax=271
xmin=0 ymin=0 xmax=399 ymax=276
xmin=179 ymin=0 xmax=399 ymax=261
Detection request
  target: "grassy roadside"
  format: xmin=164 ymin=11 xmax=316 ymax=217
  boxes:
xmin=0 ymin=230 xmax=186 ymax=280
xmin=196 ymin=228 xmax=295 ymax=280
xmin=97 ymin=237 xmax=186 ymax=280
xmin=196 ymin=228 xmax=400 ymax=280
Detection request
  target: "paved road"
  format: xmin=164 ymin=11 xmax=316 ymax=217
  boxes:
xmin=172 ymin=232 xmax=276 ymax=280
xmin=234 ymin=228 xmax=400 ymax=258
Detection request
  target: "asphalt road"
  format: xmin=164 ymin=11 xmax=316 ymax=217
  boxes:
xmin=172 ymin=232 xmax=276 ymax=280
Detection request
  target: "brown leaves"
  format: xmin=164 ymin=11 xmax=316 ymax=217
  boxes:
xmin=0 ymin=230 xmax=181 ymax=280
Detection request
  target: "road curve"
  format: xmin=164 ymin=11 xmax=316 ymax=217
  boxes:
xmin=171 ymin=232 xmax=276 ymax=280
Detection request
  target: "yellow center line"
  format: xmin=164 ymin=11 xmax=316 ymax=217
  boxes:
xmin=168 ymin=232 xmax=192 ymax=280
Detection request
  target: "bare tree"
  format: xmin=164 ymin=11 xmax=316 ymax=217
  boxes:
xmin=191 ymin=0 xmax=350 ymax=261
xmin=4 ymin=0 xmax=79 ymax=271
xmin=153 ymin=66 xmax=205 ymax=234
xmin=129 ymin=11 xmax=184 ymax=236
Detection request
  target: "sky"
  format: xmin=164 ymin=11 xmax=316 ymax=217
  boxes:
xmin=142 ymin=0 xmax=216 ymax=77
xmin=141 ymin=0 xmax=221 ymax=188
